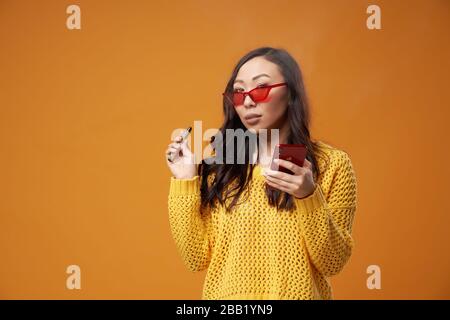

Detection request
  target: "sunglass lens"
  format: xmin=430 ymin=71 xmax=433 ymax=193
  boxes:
xmin=250 ymin=87 xmax=270 ymax=102
xmin=233 ymin=92 xmax=245 ymax=106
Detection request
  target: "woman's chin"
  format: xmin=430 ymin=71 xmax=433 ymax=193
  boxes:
xmin=246 ymin=124 xmax=272 ymax=134
xmin=244 ymin=125 xmax=261 ymax=133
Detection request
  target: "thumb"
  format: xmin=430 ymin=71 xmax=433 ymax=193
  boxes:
xmin=303 ymin=158 xmax=312 ymax=169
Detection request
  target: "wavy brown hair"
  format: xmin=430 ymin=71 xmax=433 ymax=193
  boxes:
xmin=199 ymin=47 xmax=330 ymax=213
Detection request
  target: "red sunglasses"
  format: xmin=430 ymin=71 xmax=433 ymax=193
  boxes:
xmin=222 ymin=82 xmax=287 ymax=107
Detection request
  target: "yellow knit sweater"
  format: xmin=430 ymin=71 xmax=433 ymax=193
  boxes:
xmin=167 ymin=141 xmax=357 ymax=300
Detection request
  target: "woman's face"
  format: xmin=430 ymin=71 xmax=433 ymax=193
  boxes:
xmin=232 ymin=56 xmax=289 ymax=132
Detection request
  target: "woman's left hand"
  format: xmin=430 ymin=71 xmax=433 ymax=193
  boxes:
xmin=262 ymin=158 xmax=316 ymax=199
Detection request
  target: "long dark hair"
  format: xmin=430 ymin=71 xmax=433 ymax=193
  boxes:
xmin=199 ymin=47 xmax=330 ymax=213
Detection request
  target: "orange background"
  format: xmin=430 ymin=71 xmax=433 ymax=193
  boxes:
xmin=1 ymin=0 xmax=449 ymax=299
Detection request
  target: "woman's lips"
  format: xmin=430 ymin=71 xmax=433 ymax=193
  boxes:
xmin=245 ymin=115 xmax=262 ymax=125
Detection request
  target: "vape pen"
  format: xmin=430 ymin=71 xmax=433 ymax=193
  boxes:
xmin=167 ymin=126 xmax=192 ymax=163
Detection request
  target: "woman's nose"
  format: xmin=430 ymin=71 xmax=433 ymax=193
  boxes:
xmin=243 ymin=94 xmax=256 ymax=108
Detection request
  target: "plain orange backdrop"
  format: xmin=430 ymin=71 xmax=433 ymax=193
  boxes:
xmin=0 ymin=0 xmax=449 ymax=299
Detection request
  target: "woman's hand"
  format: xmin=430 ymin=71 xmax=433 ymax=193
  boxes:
xmin=262 ymin=158 xmax=316 ymax=199
xmin=165 ymin=135 xmax=197 ymax=179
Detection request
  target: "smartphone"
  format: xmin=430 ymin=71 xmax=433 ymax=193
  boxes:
xmin=270 ymin=144 xmax=308 ymax=174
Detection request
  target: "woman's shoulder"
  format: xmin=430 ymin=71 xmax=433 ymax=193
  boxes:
xmin=314 ymin=140 xmax=355 ymax=178
xmin=314 ymin=140 xmax=357 ymax=207
xmin=315 ymin=140 xmax=352 ymax=160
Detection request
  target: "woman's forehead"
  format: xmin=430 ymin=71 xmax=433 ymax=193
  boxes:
xmin=236 ymin=57 xmax=281 ymax=82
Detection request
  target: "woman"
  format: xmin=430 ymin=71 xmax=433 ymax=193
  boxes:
xmin=165 ymin=47 xmax=357 ymax=300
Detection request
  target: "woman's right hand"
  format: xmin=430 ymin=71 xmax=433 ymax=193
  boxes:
xmin=165 ymin=135 xmax=198 ymax=179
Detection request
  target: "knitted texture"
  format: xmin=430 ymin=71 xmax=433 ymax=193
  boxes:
xmin=167 ymin=141 xmax=357 ymax=300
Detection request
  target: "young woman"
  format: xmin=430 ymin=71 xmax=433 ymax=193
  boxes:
xmin=165 ymin=47 xmax=357 ymax=300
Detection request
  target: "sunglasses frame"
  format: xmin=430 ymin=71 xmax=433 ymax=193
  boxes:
xmin=222 ymin=82 xmax=288 ymax=107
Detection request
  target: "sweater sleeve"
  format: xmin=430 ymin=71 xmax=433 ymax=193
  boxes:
xmin=294 ymin=151 xmax=357 ymax=277
xmin=168 ymin=175 xmax=212 ymax=272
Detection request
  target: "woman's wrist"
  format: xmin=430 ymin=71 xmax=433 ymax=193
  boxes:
xmin=294 ymin=182 xmax=317 ymax=199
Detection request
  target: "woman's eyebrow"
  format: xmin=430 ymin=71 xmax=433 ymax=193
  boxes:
xmin=234 ymin=73 xmax=271 ymax=84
